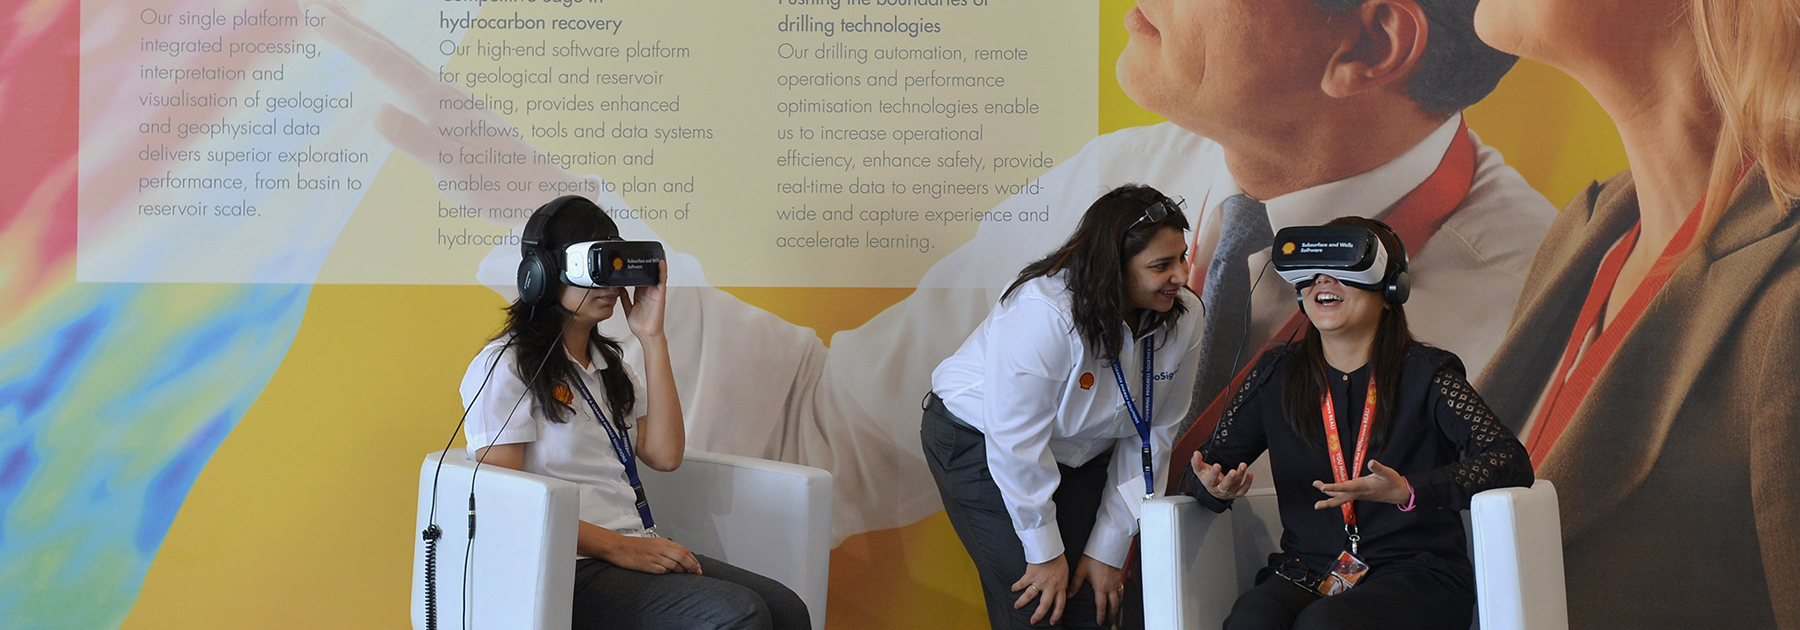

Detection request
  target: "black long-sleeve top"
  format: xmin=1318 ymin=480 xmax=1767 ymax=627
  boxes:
xmin=1180 ymin=343 xmax=1533 ymax=582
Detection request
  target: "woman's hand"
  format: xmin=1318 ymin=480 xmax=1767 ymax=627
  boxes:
xmin=1011 ymin=557 xmax=1069 ymax=625
xmin=305 ymin=0 xmax=584 ymax=219
xmin=1191 ymin=452 xmax=1254 ymax=501
xmin=1068 ymin=554 xmax=1124 ymax=625
xmin=620 ymin=260 xmax=669 ymax=341
xmin=1313 ymin=459 xmax=1412 ymax=509
xmin=598 ymin=532 xmax=703 ymax=575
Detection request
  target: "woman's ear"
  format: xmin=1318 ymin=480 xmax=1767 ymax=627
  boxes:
xmin=1320 ymin=0 xmax=1429 ymax=99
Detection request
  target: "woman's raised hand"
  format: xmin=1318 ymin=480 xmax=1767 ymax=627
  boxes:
xmin=620 ymin=260 xmax=669 ymax=340
xmin=1313 ymin=459 xmax=1412 ymax=509
xmin=1191 ymin=452 xmax=1254 ymax=501
xmin=304 ymin=0 xmax=585 ymax=219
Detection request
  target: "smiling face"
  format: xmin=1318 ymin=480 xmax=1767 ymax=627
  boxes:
xmin=1116 ymin=0 xmax=1343 ymax=137
xmin=1299 ymin=274 xmax=1385 ymax=337
xmin=1124 ymin=227 xmax=1192 ymax=313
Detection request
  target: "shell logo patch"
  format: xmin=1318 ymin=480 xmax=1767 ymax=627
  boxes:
xmin=1079 ymin=372 xmax=1095 ymax=390
xmin=1281 ymin=242 xmax=1296 ymax=255
xmin=611 ymin=256 xmax=625 ymax=271
xmin=553 ymin=383 xmax=574 ymax=405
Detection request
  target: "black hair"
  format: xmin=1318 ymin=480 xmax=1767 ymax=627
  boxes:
xmin=1001 ymin=184 xmax=1192 ymax=363
xmin=1314 ymin=0 xmax=1519 ymax=115
xmin=494 ymin=197 xmax=636 ymax=426
xmin=1280 ymin=216 xmax=1416 ymax=450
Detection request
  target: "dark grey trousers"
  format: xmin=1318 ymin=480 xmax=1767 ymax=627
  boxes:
xmin=572 ymin=553 xmax=810 ymax=630
xmin=921 ymin=393 xmax=1114 ymax=630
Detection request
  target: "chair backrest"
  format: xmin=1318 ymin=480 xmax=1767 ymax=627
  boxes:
xmin=411 ymin=450 xmax=579 ymax=630
xmin=640 ymin=450 xmax=834 ymax=630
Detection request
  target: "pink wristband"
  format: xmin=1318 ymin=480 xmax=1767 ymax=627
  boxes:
xmin=1398 ymin=483 xmax=1417 ymax=512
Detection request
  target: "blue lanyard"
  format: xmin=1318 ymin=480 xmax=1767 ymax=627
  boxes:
xmin=1110 ymin=334 xmax=1156 ymax=499
xmin=569 ymin=376 xmax=656 ymax=533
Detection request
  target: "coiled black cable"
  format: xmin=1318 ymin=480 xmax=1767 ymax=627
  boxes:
xmin=422 ymin=525 xmax=442 ymax=630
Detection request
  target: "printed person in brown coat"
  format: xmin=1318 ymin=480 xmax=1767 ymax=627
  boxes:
xmin=1472 ymin=0 xmax=1800 ymax=627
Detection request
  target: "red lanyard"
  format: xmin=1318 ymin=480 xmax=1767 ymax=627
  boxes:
xmin=1321 ymin=376 xmax=1378 ymax=526
xmin=1524 ymin=198 xmax=1704 ymax=466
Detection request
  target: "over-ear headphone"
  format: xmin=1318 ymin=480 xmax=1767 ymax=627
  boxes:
xmin=518 ymin=195 xmax=589 ymax=305
xmin=1368 ymin=219 xmax=1411 ymax=305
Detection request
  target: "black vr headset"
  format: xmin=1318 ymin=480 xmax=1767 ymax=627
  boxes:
xmin=1270 ymin=221 xmax=1410 ymax=305
xmin=517 ymin=195 xmax=666 ymax=305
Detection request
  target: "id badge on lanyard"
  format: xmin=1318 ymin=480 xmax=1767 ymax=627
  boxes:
xmin=570 ymin=377 xmax=657 ymax=535
xmin=1317 ymin=376 xmax=1377 ymax=596
xmin=1110 ymin=335 xmax=1157 ymax=501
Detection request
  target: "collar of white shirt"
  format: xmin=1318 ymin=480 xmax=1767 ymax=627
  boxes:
xmin=558 ymin=341 xmax=607 ymax=376
xmin=1197 ymin=112 xmax=1463 ymax=238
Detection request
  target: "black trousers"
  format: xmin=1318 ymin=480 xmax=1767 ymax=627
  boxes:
xmin=921 ymin=393 xmax=1117 ymax=630
xmin=572 ymin=553 xmax=811 ymax=630
xmin=1224 ymin=561 xmax=1473 ymax=630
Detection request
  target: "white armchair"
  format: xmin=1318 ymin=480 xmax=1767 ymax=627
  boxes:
xmin=1141 ymin=480 xmax=1567 ymax=630
xmin=409 ymin=449 xmax=834 ymax=630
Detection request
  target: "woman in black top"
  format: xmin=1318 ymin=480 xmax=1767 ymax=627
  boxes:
xmin=1181 ymin=217 xmax=1532 ymax=630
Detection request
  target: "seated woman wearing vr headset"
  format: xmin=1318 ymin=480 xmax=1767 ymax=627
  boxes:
xmin=459 ymin=195 xmax=808 ymax=630
xmin=925 ymin=185 xmax=1203 ymax=629
xmin=1180 ymin=217 xmax=1532 ymax=630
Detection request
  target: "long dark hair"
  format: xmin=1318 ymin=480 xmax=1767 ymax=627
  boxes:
xmin=1280 ymin=216 xmax=1416 ymax=450
xmin=1002 ymin=184 xmax=1192 ymax=363
xmin=493 ymin=197 xmax=636 ymax=426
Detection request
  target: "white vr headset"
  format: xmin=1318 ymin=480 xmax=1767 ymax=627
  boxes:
xmin=1271 ymin=225 xmax=1394 ymax=291
xmin=560 ymin=239 xmax=665 ymax=288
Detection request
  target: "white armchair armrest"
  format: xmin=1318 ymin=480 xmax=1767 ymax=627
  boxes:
xmin=411 ymin=449 xmax=578 ymax=630
xmin=1141 ymin=487 xmax=1282 ymax=630
xmin=1470 ymin=480 xmax=1567 ymax=630
xmin=1141 ymin=495 xmax=1236 ymax=630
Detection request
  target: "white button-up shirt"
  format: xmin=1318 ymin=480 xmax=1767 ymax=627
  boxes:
xmin=932 ymin=275 xmax=1204 ymax=566
xmin=461 ymin=338 xmax=650 ymax=543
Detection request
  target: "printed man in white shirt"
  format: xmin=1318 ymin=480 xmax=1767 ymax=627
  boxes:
xmin=320 ymin=0 xmax=1555 ymax=545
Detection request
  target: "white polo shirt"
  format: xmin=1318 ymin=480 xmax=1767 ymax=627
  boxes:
xmin=461 ymin=337 xmax=651 ymax=540
xmin=932 ymin=274 xmax=1204 ymax=567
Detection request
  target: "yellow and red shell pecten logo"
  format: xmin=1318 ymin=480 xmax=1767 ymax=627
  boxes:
xmin=1079 ymin=372 xmax=1095 ymax=390
xmin=611 ymin=256 xmax=625 ymax=271
xmin=1282 ymin=242 xmax=1296 ymax=255
xmin=553 ymin=383 xmax=574 ymax=405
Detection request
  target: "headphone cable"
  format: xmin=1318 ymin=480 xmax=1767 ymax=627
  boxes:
xmin=462 ymin=288 xmax=598 ymax=629
xmin=1227 ymin=258 xmax=1276 ymax=382
xmin=421 ymin=331 xmax=516 ymax=630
